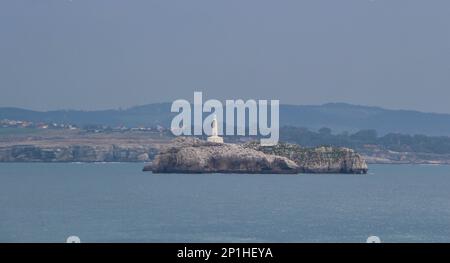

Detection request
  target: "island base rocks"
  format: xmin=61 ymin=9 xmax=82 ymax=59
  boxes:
xmin=145 ymin=137 xmax=368 ymax=174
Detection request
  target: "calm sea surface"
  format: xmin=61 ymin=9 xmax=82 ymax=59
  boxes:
xmin=0 ymin=163 xmax=449 ymax=243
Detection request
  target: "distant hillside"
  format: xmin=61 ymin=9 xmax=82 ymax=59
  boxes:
xmin=280 ymin=103 xmax=450 ymax=136
xmin=2 ymin=103 xmax=450 ymax=136
xmin=0 ymin=103 xmax=174 ymax=129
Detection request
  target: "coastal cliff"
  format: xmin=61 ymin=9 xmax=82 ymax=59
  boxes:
xmin=0 ymin=129 xmax=449 ymax=165
xmin=0 ymin=130 xmax=167 ymax=162
xmin=145 ymin=137 xmax=368 ymax=174
xmin=0 ymin=144 xmax=158 ymax=162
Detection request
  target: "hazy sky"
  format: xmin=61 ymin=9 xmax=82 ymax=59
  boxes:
xmin=0 ymin=0 xmax=449 ymax=113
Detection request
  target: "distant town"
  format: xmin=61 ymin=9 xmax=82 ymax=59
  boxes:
xmin=0 ymin=118 xmax=168 ymax=134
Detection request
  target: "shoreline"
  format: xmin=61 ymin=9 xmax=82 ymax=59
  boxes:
xmin=0 ymin=161 xmax=449 ymax=166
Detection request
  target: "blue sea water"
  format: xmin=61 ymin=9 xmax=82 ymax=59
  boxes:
xmin=0 ymin=163 xmax=449 ymax=243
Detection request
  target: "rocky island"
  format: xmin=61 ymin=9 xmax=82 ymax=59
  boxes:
xmin=145 ymin=137 xmax=368 ymax=174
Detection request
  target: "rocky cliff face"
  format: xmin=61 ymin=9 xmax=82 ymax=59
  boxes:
xmin=0 ymin=144 xmax=158 ymax=162
xmin=146 ymin=137 xmax=299 ymax=174
xmin=243 ymin=142 xmax=368 ymax=174
xmin=146 ymin=137 xmax=368 ymax=174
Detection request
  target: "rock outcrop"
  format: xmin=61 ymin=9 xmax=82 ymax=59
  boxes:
xmin=146 ymin=137 xmax=299 ymax=174
xmin=145 ymin=137 xmax=368 ymax=174
xmin=243 ymin=142 xmax=368 ymax=174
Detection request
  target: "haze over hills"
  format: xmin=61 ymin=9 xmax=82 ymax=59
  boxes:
xmin=1 ymin=103 xmax=450 ymax=136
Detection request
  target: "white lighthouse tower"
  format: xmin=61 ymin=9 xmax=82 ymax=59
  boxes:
xmin=207 ymin=115 xmax=224 ymax=143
